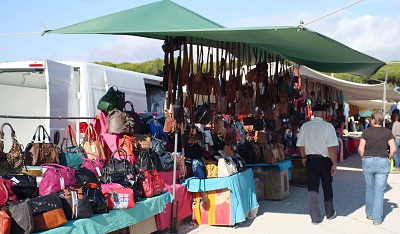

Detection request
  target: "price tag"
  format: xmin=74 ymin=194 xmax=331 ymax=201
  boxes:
xmin=96 ymin=167 xmax=101 ymax=177
xmin=91 ymin=145 xmax=97 ymax=153
xmin=60 ymin=177 xmax=65 ymax=189
xmin=11 ymin=177 xmax=20 ymax=185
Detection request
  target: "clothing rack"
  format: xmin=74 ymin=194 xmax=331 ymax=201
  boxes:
xmin=0 ymin=115 xmax=97 ymax=120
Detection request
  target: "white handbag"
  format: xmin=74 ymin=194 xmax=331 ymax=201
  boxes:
xmin=216 ymin=150 xmax=238 ymax=177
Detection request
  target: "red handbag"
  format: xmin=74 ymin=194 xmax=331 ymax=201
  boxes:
xmin=80 ymin=153 xmax=106 ymax=178
xmin=0 ymin=179 xmax=17 ymax=207
xmin=101 ymin=183 xmax=135 ymax=210
xmin=137 ymin=169 xmax=165 ymax=198
xmin=39 ymin=164 xmax=76 ymax=196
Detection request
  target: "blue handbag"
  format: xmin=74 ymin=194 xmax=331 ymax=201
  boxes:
xmin=59 ymin=125 xmax=84 ymax=169
xmin=192 ymin=157 xmax=206 ymax=179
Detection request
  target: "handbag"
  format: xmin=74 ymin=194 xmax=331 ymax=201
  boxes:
xmin=59 ymin=125 xmax=84 ymax=169
xmin=80 ymin=153 xmax=106 ymax=179
xmin=118 ymin=135 xmax=140 ymax=164
xmin=74 ymin=167 xmax=100 ymax=187
xmin=203 ymin=159 xmax=218 ymax=178
xmin=0 ymin=179 xmax=17 ymax=207
xmin=157 ymin=152 xmax=174 ymax=172
xmin=101 ymin=183 xmax=135 ymax=209
xmin=59 ymin=188 xmax=93 ymax=219
xmin=24 ymin=125 xmax=59 ymax=166
xmin=137 ymin=169 xmax=165 ymax=198
xmin=81 ymin=123 xmax=106 ymax=160
xmin=195 ymin=102 xmax=212 ymax=125
xmin=8 ymin=201 xmax=34 ymax=234
xmin=3 ymin=173 xmax=38 ymax=200
xmin=107 ymin=108 xmax=135 ymax=135
xmin=82 ymin=182 xmax=109 ymax=214
xmin=0 ymin=210 xmax=11 ymax=234
xmin=27 ymin=192 xmax=67 ymax=232
xmin=192 ymin=157 xmax=206 ymax=179
xmin=232 ymin=153 xmax=247 ymax=172
xmin=240 ymin=141 xmax=263 ymax=164
xmin=97 ymin=86 xmax=125 ymax=113
xmin=39 ymin=163 xmax=76 ymax=196
xmin=124 ymin=101 xmax=141 ymax=134
xmin=150 ymin=137 xmax=167 ymax=156
xmin=216 ymin=150 xmax=238 ymax=178
xmin=101 ymin=149 xmax=136 ymax=186
xmin=212 ymin=115 xmax=226 ymax=136
xmin=0 ymin=123 xmax=23 ymax=174
xmin=163 ymin=106 xmax=176 ymax=134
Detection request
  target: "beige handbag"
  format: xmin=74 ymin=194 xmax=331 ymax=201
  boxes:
xmin=81 ymin=124 xmax=105 ymax=160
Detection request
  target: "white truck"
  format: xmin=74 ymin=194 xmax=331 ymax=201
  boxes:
xmin=0 ymin=60 xmax=165 ymax=148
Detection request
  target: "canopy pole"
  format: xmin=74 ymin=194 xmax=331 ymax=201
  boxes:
xmin=382 ymin=67 xmax=388 ymax=112
xmin=0 ymin=115 xmax=96 ymax=120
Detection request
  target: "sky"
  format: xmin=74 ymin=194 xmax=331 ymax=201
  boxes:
xmin=0 ymin=0 xmax=399 ymax=65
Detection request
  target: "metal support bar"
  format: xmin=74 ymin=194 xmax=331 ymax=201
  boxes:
xmin=0 ymin=115 xmax=97 ymax=120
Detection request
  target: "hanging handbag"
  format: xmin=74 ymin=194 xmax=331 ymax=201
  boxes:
xmin=0 ymin=179 xmax=17 ymax=207
xmin=81 ymin=123 xmax=106 ymax=160
xmin=27 ymin=192 xmax=67 ymax=232
xmin=24 ymin=125 xmax=59 ymax=166
xmin=80 ymin=153 xmax=106 ymax=179
xmin=59 ymin=125 xmax=84 ymax=169
xmin=124 ymin=101 xmax=141 ymax=134
xmin=195 ymin=102 xmax=212 ymax=125
xmin=163 ymin=105 xmax=176 ymax=134
xmin=216 ymin=151 xmax=238 ymax=178
xmin=101 ymin=149 xmax=136 ymax=186
xmin=107 ymin=108 xmax=135 ymax=135
xmin=59 ymin=188 xmax=93 ymax=220
xmin=97 ymin=86 xmax=125 ymax=113
xmin=101 ymin=183 xmax=135 ymax=209
xmin=0 ymin=210 xmax=11 ymax=234
xmin=74 ymin=167 xmax=100 ymax=187
xmin=192 ymin=157 xmax=206 ymax=179
xmin=82 ymin=182 xmax=109 ymax=214
xmin=39 ymin=163 xmax=76 ymax=196
xmin=137 ymin=169 xmax=165 ymax=198
xmin=3 ymin=173 xmax=38 ymax=200
xmin=118 ymin=135 xmax=140 ymax=164
xmin=0 ymin=123 xmax=23 ymax=174
xmin=8 ymin=201 xmax=34 ymax=234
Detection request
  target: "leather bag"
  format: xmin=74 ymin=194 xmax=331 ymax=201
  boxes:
xmin=81 ymin=123 xmax=106 ymax=160
xmin=136 ymin=148 xmax=153 ymax=171
xmin=8 ymin=201 xmax=34 ymax=234
xmin=80 ymin=153 xmax=106 ymax=179
xmin=82 ymin=182 xmax=109 ymax=214
xmin=74 ymin=167 xmax=100 ymax=187
xmin=118 ymin=135 xmax=140 ymax=164
xmin=24 ymin=125 xmax=59 ymax=166
xmin=39 ymin=163 xmax=76 ymax=196
xmin=232 ymin=153 xmax=247 ymax=172
xmin=107 ymin=108 xmax=135 ymax=135
xmin=59 ymin=188 xmax=93 ymax=219
xmin=3 ymin=173 xmax=38 ymax=200
xmin=97 ymin=86 xmax=125 ymax=113
xmin=124 ymin=101 xmax=141 ymax=134
xmin=150 ymin=137 xmax=167 ymax=156
xmin=157 ymin=152 xmax=174 ymax=172
xmin=195 ymin=102 xmax=212 ymax=125
xmin=27 ymin=192 xmax=67 ymax=232
xmin=0 ymin=210 xmax=11 ymax=234
xmin=137 ymin=169 xmax=165 ymax=198
xmin=241 ymin=141 xmax=263 ymax=164
xmin=101 ymin=183 xmax=135 ymax=209
xmin=203 ymin=159 xmax=218 ymax=178
xmin=216 ymin=151 xmax=238 ymax=178
xmin=0 ymin=123 xmax=23 ymax=174
xmin=59 ymin=125 xmax=84 ymax=169
xmin=163 ymin=106 xmax=176 ymax=134
xmin=101 ymin=149 xmax=136 ymax=186
xmin=192 ymin=157 xmax=206 ymax=179
xmin=0 ymin=179 xmax=17 ymax=207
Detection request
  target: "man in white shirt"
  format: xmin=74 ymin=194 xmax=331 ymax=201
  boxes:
xmin=296 ymin=104 xmax=339 ymax=225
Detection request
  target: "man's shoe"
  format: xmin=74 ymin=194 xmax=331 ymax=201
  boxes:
xmin=327 ymin=211 xmax=337 ymax=220
xmin=366 ymin=216 xmax=372 ymax=220
xmin=373 ymin=222 xmax=382 ymax=225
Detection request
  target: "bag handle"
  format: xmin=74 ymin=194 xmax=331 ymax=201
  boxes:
xmin=64 ymin=125 xmax=78 ymax=147
xmin=123 ymin=101 xmax=135 ymax=113
xmin=40 ymin=163 xmax=72 ymax=170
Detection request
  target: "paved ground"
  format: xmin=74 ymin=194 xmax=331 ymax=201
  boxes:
xmin=170 ymin=154 xmax=400 ymax=234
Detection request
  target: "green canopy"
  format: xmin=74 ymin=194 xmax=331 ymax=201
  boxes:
xmin=48 ymin=0 xmax=385 ymax=77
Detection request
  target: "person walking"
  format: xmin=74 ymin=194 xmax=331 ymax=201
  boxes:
xmin=296 ymin=104 xmax=338 ymax=225
xmin=391 ymin=113 xmax=400 ymax=173
xmin=358 ymin=110 xmax=396 ymax=225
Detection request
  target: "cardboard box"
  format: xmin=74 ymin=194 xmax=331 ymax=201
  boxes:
xmin=254 ymin=179 xmax=265 ymax=201
xmin=290 ymin=159 xmax=307 ymax=186
xmin=192 ymin=188 xmax=232 ymax=226
xmin=108 ymin=216 xmax=157 ymax=234
xmin=254 ymin=169 xmax=289 ymax=200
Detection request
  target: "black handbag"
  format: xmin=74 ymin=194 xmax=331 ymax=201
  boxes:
xmin=150 ymin=137 xmax=167 ymax=156
xmin=3 ymin=173 xmax=38 ymax=200
xmin=59 ymin=188 xmax=93 ymax=220
xmin=97 ymin=86 xmax=125 ymax=113
xmin=75 ymin=167 xmax=100 ymax=187
xmin=195 ymin=102 xmax=212 ymax=125
xmin=157 ymin=152 xmax=174 ymax=172
xmin=82 ymin=182 xmax=109 ymax=214
xmin=137 ymin=148 xmax=153 ymax=170
xmin=101 ymin=149 xmax=136 ymax=186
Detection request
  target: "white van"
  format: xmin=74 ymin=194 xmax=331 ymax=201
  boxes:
xmin=0 ymin=59 xmax=165 ymax=147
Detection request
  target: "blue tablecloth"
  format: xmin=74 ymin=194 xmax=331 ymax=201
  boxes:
xmin=36 ymin=192 xmax=173 ymax=234
xmin=247 ymin=160 xmax=293 ymax=180
xmin=182 ymin=169 xmax=259 ymax=225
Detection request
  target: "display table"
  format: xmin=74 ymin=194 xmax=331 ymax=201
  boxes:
xmin=344 ymin=136 xmax=360 ymax=155
xmin=36 ymin=192 xmax=173 ymax=234
xmin=182 ymin=169 xmax=259 ymax=225
xmin=247 ymin=160 xmax=293 ymax=180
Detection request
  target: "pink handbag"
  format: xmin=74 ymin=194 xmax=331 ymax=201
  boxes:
xmin=101 ymin=183 xmax=135 ymax=210
xmin=39 ymin=164 xmax=76 ymax=196
xmin=81 ymin=153 xmax=106 ymax=178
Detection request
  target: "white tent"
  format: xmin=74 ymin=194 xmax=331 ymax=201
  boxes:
xmin=299 ymin=66 xmax=400 ymax=110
